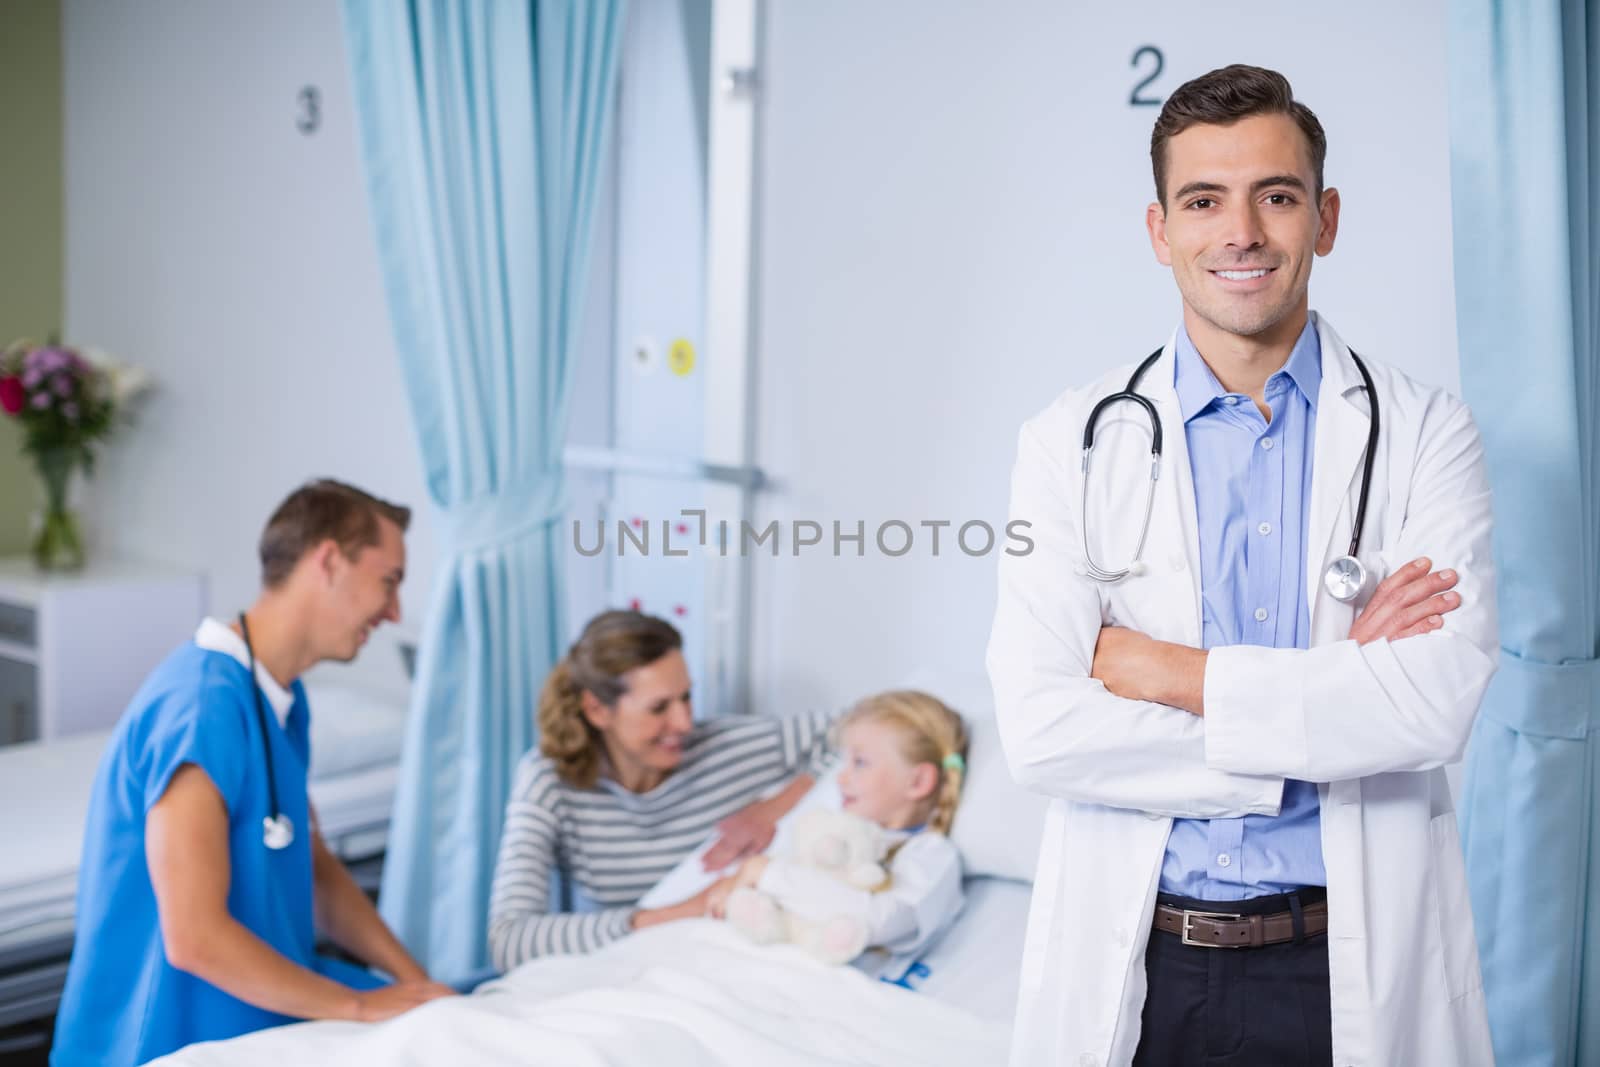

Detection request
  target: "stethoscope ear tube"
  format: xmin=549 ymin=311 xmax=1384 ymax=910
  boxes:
xmin=1080 ymin=346 xmax=1381 ymax=602
xmin=1079 ymin=348 xmax=1165 ymax=582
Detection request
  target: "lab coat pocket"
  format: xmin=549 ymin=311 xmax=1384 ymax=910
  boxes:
xmin=1428 ymin=810 xmax=1485 ymax=1000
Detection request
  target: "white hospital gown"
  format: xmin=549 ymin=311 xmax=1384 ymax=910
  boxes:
xmin=756 ymin=830 xmax=964 ymax=957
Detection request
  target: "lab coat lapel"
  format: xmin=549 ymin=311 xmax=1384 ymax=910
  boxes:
xmin=1306 ymin=315 xmax=1371 ymax=633
xmin=1141 ymin=340 xmax=1204 ymax=649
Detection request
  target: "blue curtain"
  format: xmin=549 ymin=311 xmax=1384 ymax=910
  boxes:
xmin=340 ymin=0 xmax=625 ymax=981
xmin=1451 ymin=2 xmax=1598 ymax=1063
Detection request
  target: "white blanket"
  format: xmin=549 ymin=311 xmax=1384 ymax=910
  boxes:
xmin=150 ymin=920 xmax=1008 ymax=1066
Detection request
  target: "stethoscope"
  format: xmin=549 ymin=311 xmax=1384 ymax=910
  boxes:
xmin=1081 ymin=345 xmax=1380 ymax=604
xmin=239 ymin=612 xmax=295 ymax=850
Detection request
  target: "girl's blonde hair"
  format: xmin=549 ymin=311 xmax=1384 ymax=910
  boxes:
xmin=538 ymin=610 xmax=682 ymax=788
xmin=837 ymin=689 xmax=969 ymax=834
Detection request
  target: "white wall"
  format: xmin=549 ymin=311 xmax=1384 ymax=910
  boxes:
xmin=62 ymin=0 xmax=423 ymax=689
xmin=746 ymin=0 xmax=1461 ymax=718
xmin=61 ymin=0 xmax=617 ymax=695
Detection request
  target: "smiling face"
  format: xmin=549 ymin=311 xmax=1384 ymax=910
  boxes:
xmin=836 ymin=719 xmax=937 ymax=831
xmin=581 ymin=650 xmax=693 ymax=790
xmin=317 ymin=515 xmax=405 ymax=662
xmin=1147 ymin=112 xmax=1340 ymax=344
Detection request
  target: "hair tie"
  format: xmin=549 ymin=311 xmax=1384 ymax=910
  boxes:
xmin=942 ymin=752 xmax=965 ymax=773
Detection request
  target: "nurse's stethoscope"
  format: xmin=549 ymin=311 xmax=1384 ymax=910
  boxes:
xmin=239 ymin=612 xmax=295 ymax=850
xmin=1081 ymin=345 xmax=1380 ymax=603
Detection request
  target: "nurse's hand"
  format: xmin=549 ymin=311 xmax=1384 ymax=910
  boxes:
xmin=350 ymin=979 xmax=456 ymax=1022
xmin=1348 ymin=557 xmax=1461 ymax=645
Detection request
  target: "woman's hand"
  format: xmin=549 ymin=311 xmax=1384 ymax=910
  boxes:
xmin=631 ymin=880 xmax=724 ymax=931
xmin=702 ymin=800 xmax=780 ymax=871
xmin=705 ymin=875 xmax=740 ymax=920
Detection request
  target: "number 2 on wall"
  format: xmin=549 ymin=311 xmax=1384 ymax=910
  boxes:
xmin=1129 ymin=46 xmax=1165 ymax=107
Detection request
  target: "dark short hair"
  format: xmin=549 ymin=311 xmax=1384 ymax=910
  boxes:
xmin=258 ymin=479 xmax=411 ymax=588
xmin=1150 ymin=64 xmax=1327 ymax=207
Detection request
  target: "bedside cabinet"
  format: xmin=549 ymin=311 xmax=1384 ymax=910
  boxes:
xmin=0 ymin=557 xmax=208 ymax=746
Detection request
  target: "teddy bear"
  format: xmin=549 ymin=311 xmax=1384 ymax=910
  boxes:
xmin=724 ymin=807 xmax=892 ymax=965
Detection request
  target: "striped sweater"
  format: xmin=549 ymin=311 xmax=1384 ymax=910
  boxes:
xmin=487 ymin=710 xmax=834 ymax=971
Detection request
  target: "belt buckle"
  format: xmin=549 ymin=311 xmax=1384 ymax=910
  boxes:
xmin=1180 ymin=909 xmax=1242 ymax=948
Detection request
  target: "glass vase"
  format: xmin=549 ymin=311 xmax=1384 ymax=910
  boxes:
xmin=31 ymin=446 xmax=85 ymax=572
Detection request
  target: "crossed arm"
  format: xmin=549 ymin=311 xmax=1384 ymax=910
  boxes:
xmin=1092 ymin=559 xmax=1463 ymax=715
xmin=987 ymin=398 xmax=1498 ymax=814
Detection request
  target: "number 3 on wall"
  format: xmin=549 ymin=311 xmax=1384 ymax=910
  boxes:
xmin=1129 ymin=46 xmax=1165 ymax=107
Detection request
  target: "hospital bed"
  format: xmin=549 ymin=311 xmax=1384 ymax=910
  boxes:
xmin=150 ymin=675 xmax=1051 ymax=1067
xmin=0 ymin=678 xmax=412 ymax=1054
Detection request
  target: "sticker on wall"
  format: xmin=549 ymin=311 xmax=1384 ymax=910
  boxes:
xmin=631 ymin=336 xmax=658 ymax=374
xmin=668 ymin=338 xmax=696 ymax=377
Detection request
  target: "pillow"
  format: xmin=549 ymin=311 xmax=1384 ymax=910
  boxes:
xmin=946 ymin=711 xmax=1048 ymax=884
xmin=303 ymin=682 xmax=410 ymax=781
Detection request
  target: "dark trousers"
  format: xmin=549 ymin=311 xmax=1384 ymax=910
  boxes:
xmin=1132 ymin=889 xmax=1333 ymax=1067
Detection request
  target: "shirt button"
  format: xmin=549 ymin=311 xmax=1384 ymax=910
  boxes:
xmin=1217 ymin=853 xmax=1232 ymax=868
xmin=1260 ymin=437 xmax=1275 ymax=450
xmin=1223 ymin=396 xmax=1239 ymax=406
xmin=1078 ymin=1055 xmax=1098 ymax=1067
xmin=1254 ymin=607 xmax=1269 ymax=622
xmin=1257 ymin=521 xmax=1272 ymax=536
xmin=1113 ymin=926 xmax=1130 ymax=947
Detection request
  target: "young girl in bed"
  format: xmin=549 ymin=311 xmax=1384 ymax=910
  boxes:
xmin=707 ymin=690 xmax=969 ymax=961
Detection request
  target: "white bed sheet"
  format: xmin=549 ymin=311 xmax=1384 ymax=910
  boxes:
xmin=151 ymin=920 xmax=1011 ymax=1067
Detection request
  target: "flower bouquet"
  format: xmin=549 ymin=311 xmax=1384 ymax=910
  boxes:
xmin=0 ymin=340 xmax=149 ymax=570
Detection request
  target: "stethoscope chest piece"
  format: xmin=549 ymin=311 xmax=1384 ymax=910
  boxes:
xmin=1322 ymin=555 xmax=1367 ymax=603
xmin=262 ymin=813 xmax=295 ymax=850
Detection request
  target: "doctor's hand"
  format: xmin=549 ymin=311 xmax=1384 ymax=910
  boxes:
xmin=349 ymin=979 xmax=456 ymax=1023
xmin=1348 ymin=557 xmax=1461 ymax=646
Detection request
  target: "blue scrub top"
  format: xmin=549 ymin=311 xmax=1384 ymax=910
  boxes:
xmin=50 ymin=642 xmax=385 ymax=1067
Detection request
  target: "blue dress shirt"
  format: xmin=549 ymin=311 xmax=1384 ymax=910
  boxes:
xmin=1158 ymin=319 xmax=1329 ymax=900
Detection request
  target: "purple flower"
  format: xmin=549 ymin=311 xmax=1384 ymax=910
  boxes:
xmin=36 ymin=348 xmax=66 ymax=374
xmin=30 ymin=391 xmax=51 ymax=410
xmin=61 ymin=401 xmax=79 ymax=421
xmin=52 ymin=374 xmax=74 ymax=397
xmin=21 ymin=368 xmax=43 ymax=390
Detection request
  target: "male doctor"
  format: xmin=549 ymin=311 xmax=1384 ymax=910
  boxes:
xmin=989 ymin=66 xmax=1497 ymax=1066
xmin=51 ymin=480 xmax=453 ymax=1066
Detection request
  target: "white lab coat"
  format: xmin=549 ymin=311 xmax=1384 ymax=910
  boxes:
xmin=987 ymin=313 xmax=1498 ymax=1067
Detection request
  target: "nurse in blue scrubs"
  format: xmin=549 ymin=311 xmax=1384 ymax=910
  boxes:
xmin=51 ymin=480 xmax=454 ymax=1066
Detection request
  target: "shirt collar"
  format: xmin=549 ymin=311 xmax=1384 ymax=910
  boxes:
xmin=194 ymin=616 xmax=294 ymax=727
xmin=1172 ymin=316 xmax=1323 ymax=422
